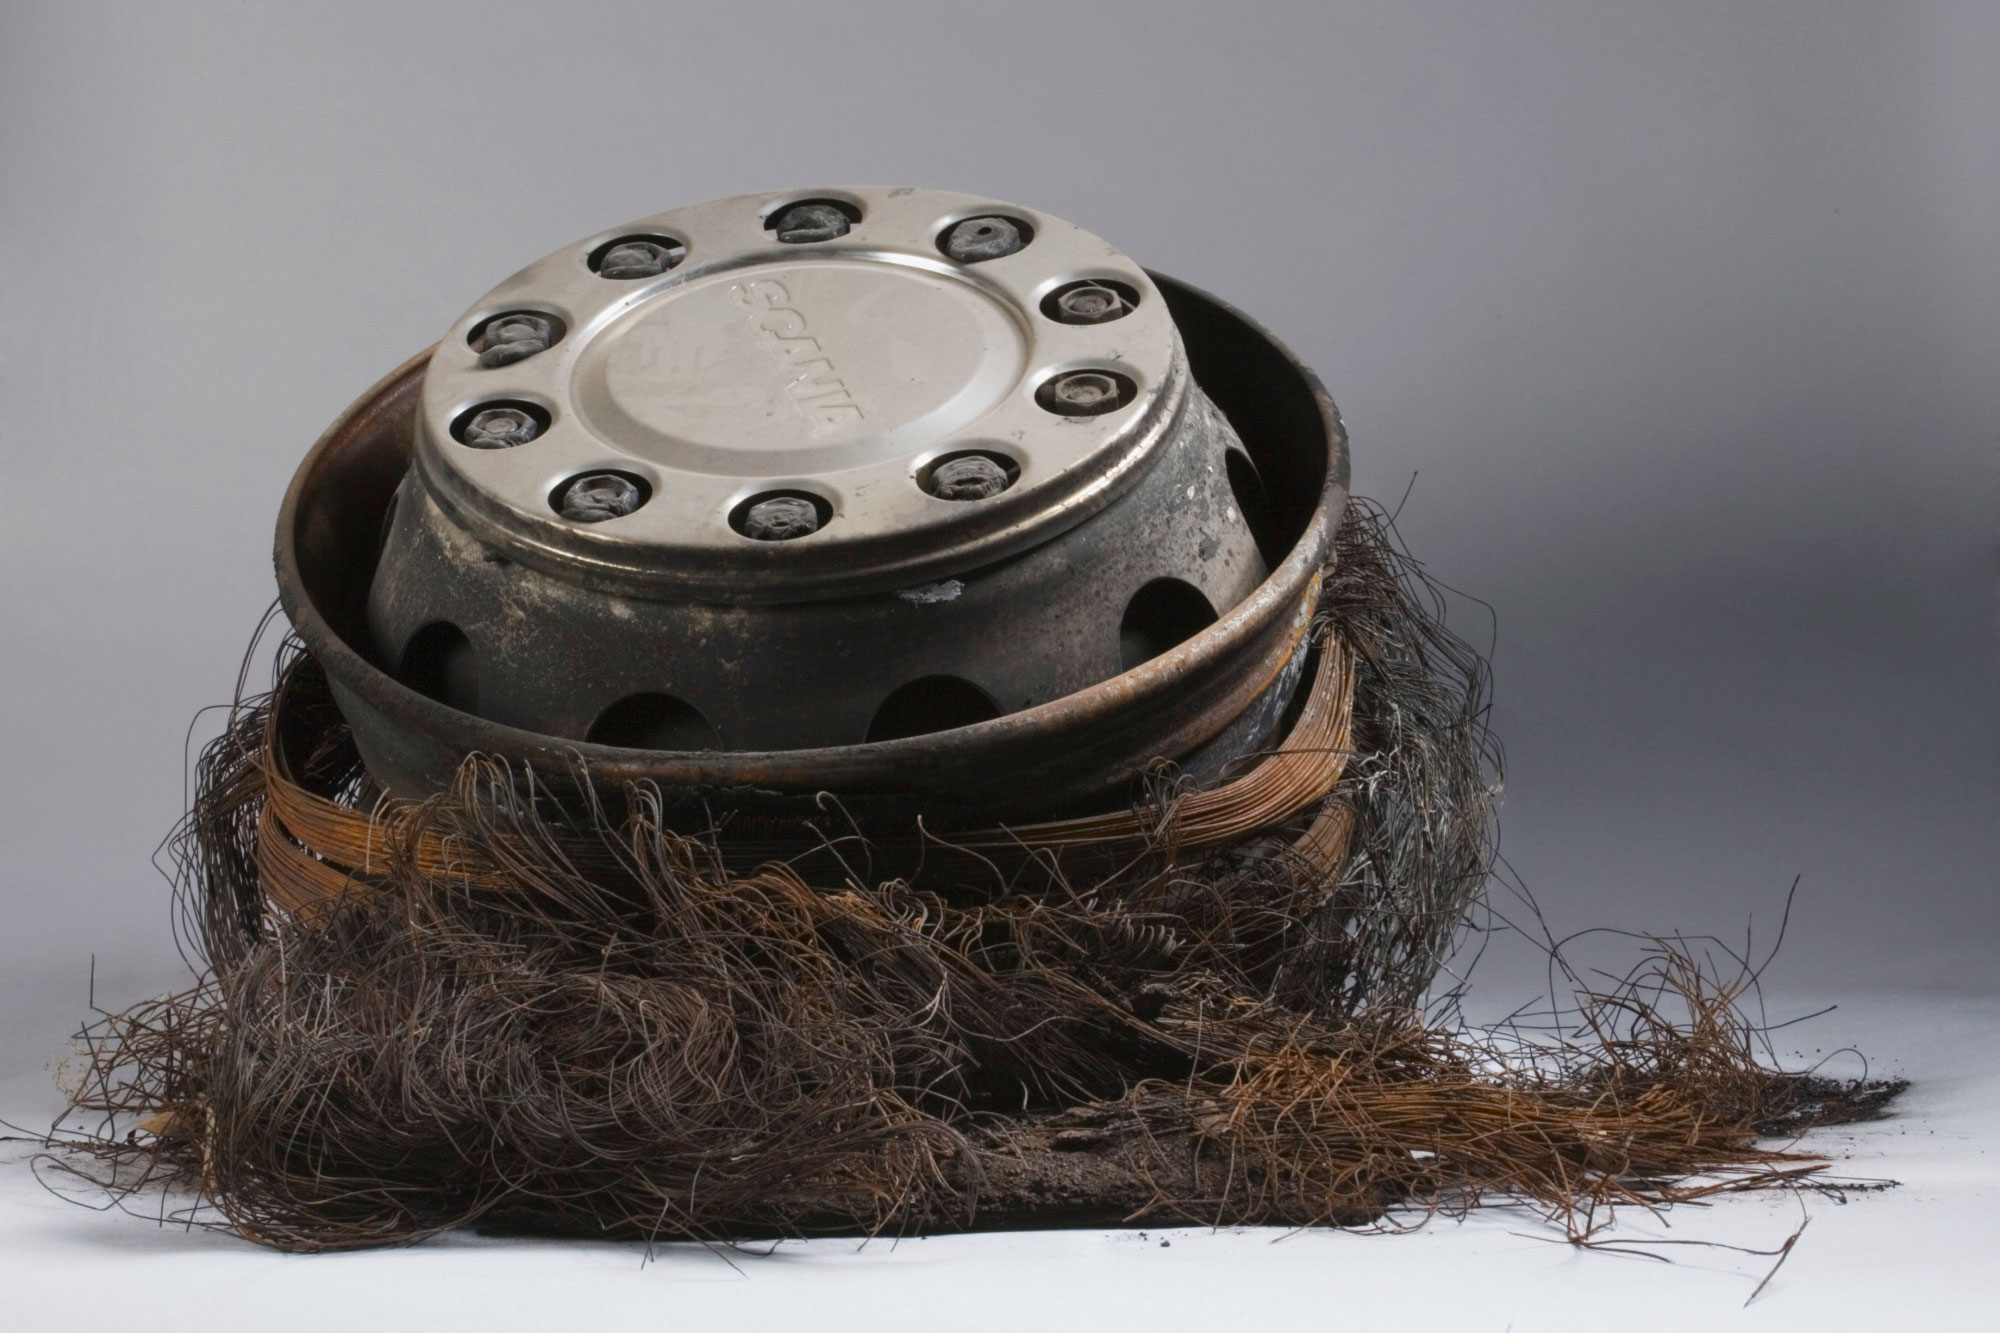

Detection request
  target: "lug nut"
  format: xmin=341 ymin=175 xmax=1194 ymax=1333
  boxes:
xmin=598 ymin=239 xmax=679 ymax=279
xmin=1036 ymin=370 xmax=1132 ymax=416
xmin=928 ymin=454 xmax=1013 ymax=501
xmin=461 ymin=406 xmax=542 ymax=449
xmin=772 ymin=202 xmax=851 ymax=244
xmin=740 ymin=495 xmax=822 ymax=540
xmin=1051 ymin=282 xmax=1132 ymax=324
xmin=943 ymin=215 xmax=1025 ymax=262
xmin=559 ymin=473 xmax=645 ymax=522
xmin=477 ymin=313 xmax=557 ymax=368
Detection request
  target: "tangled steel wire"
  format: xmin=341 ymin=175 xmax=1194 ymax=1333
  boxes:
xmin=44 ymin=500 xmax=1865 ymax=1252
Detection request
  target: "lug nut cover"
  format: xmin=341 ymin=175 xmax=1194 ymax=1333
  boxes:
xmin=740 ymin=495 xmax=822 ymax=540
xmin=558 ymin=472 xmax=645 ymax=522
xmin=928 ymin=454 xmax=1013 ymax=501
xmin=598 ymin=238 xmax=681 ymax=279
xmin=476 ymin=313 xmax=558 ymax=367
xmin=460 ymin=405 xmax=541 ymax=449
xmin=1050 ymin=282 xmax=1132 ymax=324
xmin=772 ymin=201 xmax=852 ymax=243
xmin=1037 ymin=369 xmax=1132 ymax=415
xmin=942 ymin=214 xmax=1027 ymax=262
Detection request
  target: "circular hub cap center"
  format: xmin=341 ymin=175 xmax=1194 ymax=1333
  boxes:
xmin=578 ymin=261 xmax=1021 ymax=477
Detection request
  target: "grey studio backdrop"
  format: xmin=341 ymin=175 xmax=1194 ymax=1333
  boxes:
xmin=2 ymin=2 xmax=1994 ymax=1078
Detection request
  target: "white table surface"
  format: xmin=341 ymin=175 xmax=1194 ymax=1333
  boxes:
xmin=2 ymin=991 xmax=1992 ymax=1331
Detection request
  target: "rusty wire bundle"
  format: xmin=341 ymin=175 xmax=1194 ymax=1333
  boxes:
xmin=43 ymin=500 xmax=1873 ymax=1252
